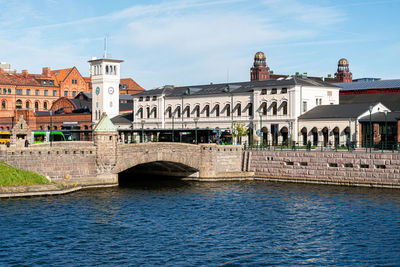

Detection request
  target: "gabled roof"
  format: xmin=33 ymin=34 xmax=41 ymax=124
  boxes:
xmin=340 ymin=92 xmax=400 ymax=111
xmin=335 ymin=79 xmax=400 ymax=91
xmin=51 ymin=68 xmax=74 ymax=83
xmin=120 ymin=78 xmax=145 ymax=93
xmin=111 ymin=113 xmax=133 ymax=125
xmin=299 ymin=103 xmax=379 ymax=120
xmin=359 ymin=111 xmax=400 ymax=122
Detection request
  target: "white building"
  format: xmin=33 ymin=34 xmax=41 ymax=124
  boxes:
xmin=131 ymin=76 xmax=339 ymax=144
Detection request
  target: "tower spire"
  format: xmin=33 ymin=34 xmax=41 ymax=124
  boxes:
xmin=104 ymin=37 xmax=107 ymax=59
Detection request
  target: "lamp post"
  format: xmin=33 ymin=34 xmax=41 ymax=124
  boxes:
xmin=194 ymin=117 xmax=199 ymax=144
xmin=141 ymin=119 xmax=145 ymax=143
xmin=384 ymin=110 xmax=388 ymax=150
xmin=172 ymin=114 xmax=175 ymax=142
xmin=369 ymin=105 xmax=373 ymax=152
xmin=50 ymin=110 xmax=53 ymax=147
xmin=258 ymin=111 xmax=263 ymax=145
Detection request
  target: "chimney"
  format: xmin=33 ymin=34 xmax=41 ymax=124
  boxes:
xmin=22 ymin=70 xmax=28 ymax=77
xmin=42 ymin=67 xmax=51 ymax=77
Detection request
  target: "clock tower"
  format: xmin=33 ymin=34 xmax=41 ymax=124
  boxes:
xmin=88 ymin=58 xmax=123 ymax=123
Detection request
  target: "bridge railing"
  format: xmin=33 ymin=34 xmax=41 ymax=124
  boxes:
xmin=244 ymin=141 xmax=400 ymax=154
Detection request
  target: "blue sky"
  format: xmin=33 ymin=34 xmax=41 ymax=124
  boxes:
xmin=1 ymin=0 xmax=400 ymax=89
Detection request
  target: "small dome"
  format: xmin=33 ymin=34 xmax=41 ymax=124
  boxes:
xmin=254 ymin=51 xmax=266 ymax=61
xmin=338 ymin=58 xmax=349 ymax=66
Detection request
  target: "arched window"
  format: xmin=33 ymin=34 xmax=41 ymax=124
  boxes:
xmin=114 ymin=66 xmax=117 ymax=75
xmin=152 ymin=107 xmax=157 ymax=118
xmin=271 ymin=102 xmax=277 ymax=115
xmin=35 ymin=101 xmax=39 ymax=110
xmin=215 ymin=104 xmax=220 ymax=117
xmin=204 ymin=105 xmax=210 ymax=117
xmin=16 ymin=99 xmax=22 ymax=109
xmin=248 ymin=103 xmax=253 ymax=116
xmin=282 ymin=101 xmax=288 ymax=115
xmin=146 ymin=107 xmax=150 ymax=118
xmin=54 ymin=126 xmax=58 ymax=130
xmin=194 ymin=105 xmax=200 ymax=117
xmin=166 ymin=106 xmax=172 ymax=118
xmin=225 ymin=104 xmax=230 ymax=117
xmin=2 ymin=100 xmax=6 ymax=110
xmin=176 ymin=106 xmax=181 ymax=118
xmin=43 ymin=102 xmax=48 ymax=110
xmin=261 ymin=102 xmax=267 ymax=115
xmin=301 ymin=127 xmax=307 ymax=146
xmin=184 ymin=106 xmax=190 ymax=118
xmin=105 ymin=65 xmax=109 ymax=74
xmin=236 ymin=103 xmax=241 ymax=116
xmin=138 ymin=107 xmax=143 ymax=119
xmin=26 ymin=101 xmax=30 ymax=109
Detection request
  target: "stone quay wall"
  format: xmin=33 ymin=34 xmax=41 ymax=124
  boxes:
xmin=0 ymin=141 xmax=97 ymax=184
xmin=247 ymin=150 xmax=400 ymax=188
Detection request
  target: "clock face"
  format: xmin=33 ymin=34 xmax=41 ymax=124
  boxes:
xmin=108 ymin=87 xmax=114 ymax=94
xmin=96 ymin=87 xmax=100 ymax=95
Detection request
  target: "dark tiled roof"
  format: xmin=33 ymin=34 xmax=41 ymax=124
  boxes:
xmin=119 ymin=103 xmax=132 ymax=111
xmin=299 ymin=103 xmax=378 ymax=120
xmin=111 ymin=113 xmax=133 ymax=124
xmin=358 ymin=111 xmax=400 ymax=123
xmin=135 ymin=77 xmax=337 ymax=98
xmin=335 ymin=79 xmax=400 ymax=91
xmin=70 ymin=99 xmax=92 ymax=112
xmin=340 ymin=93 xmax=400 ymax=111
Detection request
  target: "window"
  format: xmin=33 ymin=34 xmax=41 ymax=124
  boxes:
xmin=49 ymin=81 xmax=53 ymax=85
xmin=302 ymin=101 xmax=307 ymax=112
xmin=215 ymin=104 xmax=220 ymax=117
xmin=319 ymin=99 xmax=322 ymax=105
xmin=282 ymin=101 xmax=288 ymax=115
xmin=271 ymin=88 xmax=277 ymax=94
xmin=146 ymin=107 xmax=150 ymax=118
xmin=327 ymin=91 xmax=332 ymax=97
xmin=53 ymin=90 xmax=57 ymax=96
xmin=248 ymin=103 xmax=253 ymax=116
xmin=35 ymin=101 xmax=39 ymax=109
xmin=205 ymin=105 xmax=210 ymax=117
xmin=139 ymin=97 xmax=143 ymax=102
xmin=43 ymin=80 xmax=47 ymax=85
xmin=153 ymin=108 xmax=157 ymax=118
xmin=26 ymin=101 xmax=30 ymax=109
xmin=7 ymin=88 xmax=11 ymax=94
xmin=16 ymin=99 xmax=22 ymax=109
xmin=72 ymin=91 xmax=76 ymax=97
xmin=195 ymin=106 xmax=200 ymax=117
xmin=237 ymin=104 xmax=241 ymax=116
xmin=271 ymin=102 xmax=277 ymax=115
xmin=316 ymin=99 xmax=319 ymax=105
xmin=1 ymin=100 xmax=6 ymax=109
xmin=226 ymin=104 xmax=230 ymax=117
xmin=146 ymin=96 xmax=150 ymax=101
xmin=3 ymin=89 xmax=6 ymax=94
xmin=139 ymin=108 xmax=143 ymax=119
xmin=261 ymin=89 xmax=267 ymax=95
xmin=44 ymin=90 xmax=48 ymax=96
xmin=43 ymin=102 xmax=48 ymax=110
xmin=64 ymin=91 xmax=68 ymax=97
xmin=35 ymin=90 xmax=39 ymax=96
xmin=152 ymin=96 xmax=157 ymax=101
xmin=281 ymin=88 xmax=287 ymax=94
xmin=176 ymin=106 xmax=181 ymax=118
xmin=16 ymin=89 xmax=22 ymax=95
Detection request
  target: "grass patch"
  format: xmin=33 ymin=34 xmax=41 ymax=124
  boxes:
xmin=0 ymin=161 xmax=51 ymax=187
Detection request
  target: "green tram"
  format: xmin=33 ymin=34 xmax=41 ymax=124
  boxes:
xmin=32 ymin=131 xmax=67 ymax=144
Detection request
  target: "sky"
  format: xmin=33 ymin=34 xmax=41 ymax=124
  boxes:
xmin=1 ymin=0 xmax=400 ymax=89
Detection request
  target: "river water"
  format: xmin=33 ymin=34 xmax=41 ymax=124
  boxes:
xmin=0 ymin=180 xmax=399 ymax=266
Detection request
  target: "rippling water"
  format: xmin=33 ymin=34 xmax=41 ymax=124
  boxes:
xmin=0 ymin=180 xmax=399 ymax=266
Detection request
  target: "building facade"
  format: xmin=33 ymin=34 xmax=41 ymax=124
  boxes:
xmin=132 ymin=75 xmax=339 ymax=144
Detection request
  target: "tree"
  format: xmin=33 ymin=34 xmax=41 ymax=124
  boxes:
xmin=232 ymin=122 xmax=249 ymax=144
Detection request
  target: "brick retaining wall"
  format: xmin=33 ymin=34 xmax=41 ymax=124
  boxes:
xmin=247 ymin=150 xmax=400 ymax=188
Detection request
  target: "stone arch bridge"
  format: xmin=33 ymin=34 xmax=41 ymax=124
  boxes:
xmin=0 ymin=138 xmax=244 ymax=186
